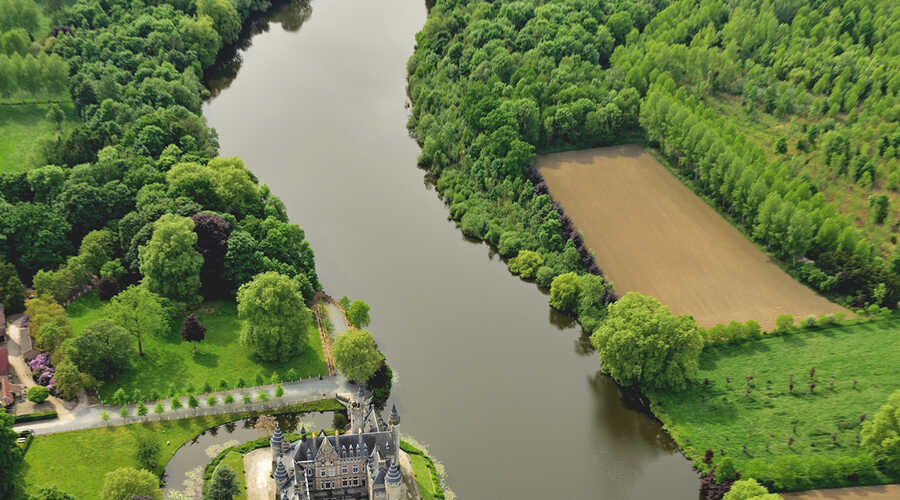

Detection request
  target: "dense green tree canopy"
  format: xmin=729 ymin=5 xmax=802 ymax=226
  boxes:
xmin=861 ymin=390 xmax=900 ymax=475
xmin=99 ymin=467 xmax=162 ymax=500
xmin=0 ymin=409 xmax=21 ymax=498
xmin=236 ymin=272 xmax=312 ymax=361
xmin=139 ymin=214 xmax=203 ymax=305
xmin=347 ymin=300 xmax=371 ymax=329
xmin=67 ymin=320 xmax=135 ymax=381
xmin=108 ymin=285 xmax=168 ymax=356
xmin=591 ymin=292 xmax=704 ymax=390
xmin=333 ymin=328 xmax=384 ymax=383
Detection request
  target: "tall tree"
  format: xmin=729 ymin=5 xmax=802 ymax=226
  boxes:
xmin=107 ymin=285 xmax=167 ymax=356
xmin=139 ymin=214 xmax=203 ymax=305
xmin=207 ymin=465 xmax=240 ymax=500
xmin=590 ymin=292 xmax=704 ymax=390
xmin=861 ymin=390 xmax=900 ymax=475
xmin=192 ymin=212 xmax=232 ymax=297
xmin=236 ymin=272 xmax=311 ymax=361
xmin=181 ymin=313 xmax=206 ymax=352
xmin=333 ymin=329 xmax=384 ymax=383
xmin=67 ymin=320 xmax=135 ymax=381
xmin=346 ymin=300 xmax=371 ymax=329
xmin=0 ymin=409 xmax=22 ymax=499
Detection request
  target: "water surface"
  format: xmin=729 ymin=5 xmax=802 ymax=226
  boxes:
xmin=204 ymin=1 xmax=700 ymax=497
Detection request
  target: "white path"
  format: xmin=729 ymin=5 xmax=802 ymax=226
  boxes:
xmin=243 ymin=448 xmax=275 ymax=500
xmin=13 ymin=375 xmax=354 ymax=435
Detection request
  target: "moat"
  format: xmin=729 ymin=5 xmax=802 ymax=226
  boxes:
xmin=202 ymin=0 xmax=699 ymax=497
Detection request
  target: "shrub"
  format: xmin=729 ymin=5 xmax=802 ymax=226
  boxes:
xmin=716 ymin=457 xmax=738 ymax=483
xmin=723 ymin=479 xmax=778 ymax=500
xmin=803 ymin=315 xmax=817 ymax=329
xmin=535 ymin=265 xmax=556 ymax=288
xmin=27 ymin=386 xmax=50 ymax=404
xmin=775 ymin=314 xmax=794 ymax=332
xmin=508 ymin=250 xmax=543 ymax=279
xmin=549 ymin=272 xmax=579 ymax=312
xmin=861 ymin=390 xmax=900 ymax=475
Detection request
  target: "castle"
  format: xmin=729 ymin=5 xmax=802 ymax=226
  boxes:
xmin=271 ymin=388 xmax=407 ymax=500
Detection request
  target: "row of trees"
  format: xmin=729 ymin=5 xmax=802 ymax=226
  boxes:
xmin=0 ymin=52 xmax=69 ymax=100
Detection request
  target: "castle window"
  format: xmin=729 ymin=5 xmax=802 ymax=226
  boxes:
xmin=320 ymin=470 xmax=326 ymax=477
xmin=328 ymin=467 xmax=335 ymax=477
xmin=352 ymin=465 xmax=359 ymax=473
xmin=342 ymin=479 xmax=348 ymax=487
xmin=341 ymin=466 xmax=348 ymax=474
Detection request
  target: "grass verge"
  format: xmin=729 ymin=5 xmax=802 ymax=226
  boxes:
xmin=0 ymin=102 xmax=76 ymax=172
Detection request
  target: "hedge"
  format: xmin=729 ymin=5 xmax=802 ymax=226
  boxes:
xmin=14 ymin=410 xmax=58 ymax=424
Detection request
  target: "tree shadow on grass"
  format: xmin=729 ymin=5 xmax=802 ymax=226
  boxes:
xmin=699 ymin=340 xmax=773 ymax=371
xmin=191 ymin=350 xmax=220 ymax=368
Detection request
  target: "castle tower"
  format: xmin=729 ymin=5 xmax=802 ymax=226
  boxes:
xmin=274 ymin=458 xmax=288 ymax=492
xmin=348 ymin=386 xmax=369 ymax=434
xmin=389 ymin=404 xmax=401 ymax=461
xmin=386 ymin=461 xmax=404 ymax=500
xmin=271 ymin=422 xmax=285 ymax=471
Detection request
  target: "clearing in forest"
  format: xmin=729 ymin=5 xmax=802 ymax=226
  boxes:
xmin=536 ymin=144 xmax=847 ymax=330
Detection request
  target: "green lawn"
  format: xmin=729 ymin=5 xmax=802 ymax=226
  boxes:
xmin=16 ymin=400 xmax=341 ymax=499
xmin=650 ymin=319 xmax=900 ymax=486
xmin=67 ymin=293 xmax=328 ymax=400
xmin=215 ymin=451 xmax=247 ymax=500
xmin=0 ymin=103 xmax=76 ymax=173
xmin=409 ymin=453 xmax=437 ymax=500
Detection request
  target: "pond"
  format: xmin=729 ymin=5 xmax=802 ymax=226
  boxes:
xmin=202 ymin=0 xmax=700 ymax=497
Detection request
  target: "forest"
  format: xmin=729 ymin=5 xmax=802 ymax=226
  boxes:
xmin=407 ymin=0 xmax=900 ymax=327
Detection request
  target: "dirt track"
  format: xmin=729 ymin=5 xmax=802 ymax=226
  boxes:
xmin=536 ymin=145 xmax=848 ymax=330
xmin=783 ymin=485 xmax=900 ymax=500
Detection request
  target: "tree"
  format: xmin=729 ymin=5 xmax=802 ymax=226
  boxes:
xmin=716 ymin=456 xmax=737 ymax=483
xmin=136 ymin=402 xmax=148 ymax=416
xmin=208 ymin=465 xmax=240 ymax=500
xmin=590 ymin=292 xmax=704 ymax=390
xmin=333 ymin=329 xmax=384 ymax=383
xmin=138 ymin=214 xmax=203 ymax=305
xmin=347 ymin=300 xmax=370 ymax=328
xmin=171 ymin=397 xmax=183 ymax=410
xmin=188 ymin=394 xmax=199 ymax=412
xmin=100 ymin=467 xmax=162 ymax=500
xmin=53 ymin=360 xmax=84 ymax=401
xmin=508 ymin=250 xmax=543 ymax=279
xmin=549 ymin=272 xmax=580 ymax=312
xmin=222 ymin=230 xmax=265 ymax=291
xmin=196 ymin=0 xmax=240 ymax=44
xmin=29 ymin=486 xmax=76 ymax=500
xmin=0 ymin=258 xmax=25 ymax=313
xmin=237 ymin=272 xmax=312 ymax=361
xmin=108 ymin=285 xmax=167 ymax=356
xmin=46 ymin=105 xmax=65 ymax=132
xmin=78 ymin=230 xmax=116 ymax=275
xmin=67 ymin=320 xmax=135 ymax=380
xmin=181 ymin=313 xmax=206 ymax=353
xmin=192 ymin=212 xmax=232 ymax=297
xmin=723 ymin=479 xmax=780 ymax=500
xmin=119 ymin=406 xmax=130 ymax=420
xmin=861 ymin=390 xmax=900 ymax=475
xmin=27 ymin=385 xmax=50 ymax=403
xmin=0 ymin=409 xmax=22 ymax=498
xmin=135 ymin=432 xmax=161 ymax=472
xmin=274 ymin=384 xmax=284 ymax=398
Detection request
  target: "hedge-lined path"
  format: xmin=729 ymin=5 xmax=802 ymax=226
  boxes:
xmin=13 ymin=375 xmax=353 ymax=435
xmin=311 ymin=295 xmax=342 ymax=375
xmin=5 ymin=316 xmax=81 ymax=421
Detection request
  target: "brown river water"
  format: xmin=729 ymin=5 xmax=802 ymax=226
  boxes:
xmin=202 ymin=0 xmax=700 ymax=497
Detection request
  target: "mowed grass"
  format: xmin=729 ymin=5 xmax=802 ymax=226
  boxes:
xmin=215 ymin=451 xmax=248 ymax=500
xmin=0 ymin=103 xmax=76 ymax=172
xmin=649 ymin=319 xmax=900 ymax=476
xmin=16 ymin=400 xmax=340 ymax=499
xmin=409 ymin=453 xmax=437 ymax=500
xmin=67 ymin=293 xmax=328 ymax=400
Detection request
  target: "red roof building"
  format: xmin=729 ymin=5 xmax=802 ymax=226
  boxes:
xmin=0 ymin=347 xmax=9 ymax=377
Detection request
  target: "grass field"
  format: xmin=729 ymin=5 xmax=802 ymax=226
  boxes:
xmin=215 ymin=451 xmax=248 ymax=500
xmin=16 ymin=400 xmax=340 ymax=499
xmin=649 ymin=319 xmax=900 ymax=483
xmin=0 ymin=103 xmax=75 ymax=173
xmin=536 ymin=145 xmax=848 ymax=330
xmin=409 ymin=453 xmax=437 ymax=500
xmin=67 ymin=293 xmax=328 ymax=400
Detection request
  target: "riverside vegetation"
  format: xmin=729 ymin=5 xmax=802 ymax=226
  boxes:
xmin=0 ymin=0 xmax=388 ymax=497
xmin=408 ymin=0 xmax=900 ymax=495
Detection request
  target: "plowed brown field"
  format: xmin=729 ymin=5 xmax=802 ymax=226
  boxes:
xmin=536 ymin=145 xmax=848 ymax=330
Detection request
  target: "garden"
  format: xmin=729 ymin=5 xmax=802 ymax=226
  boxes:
xmin=66 ymin=293 xmax=329 ymax=401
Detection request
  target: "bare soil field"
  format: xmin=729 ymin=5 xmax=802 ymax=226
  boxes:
xmin=783 ymin=485 xmax=900 ymax=500
xmin=536 ymin=145 xmax=848 ymax=330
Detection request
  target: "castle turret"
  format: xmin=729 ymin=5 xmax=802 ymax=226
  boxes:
xmin=390 ymin=404 xmax=401 ymax=462
xmin=386 ymin=461 xmax=404 ymax=500
xmin=271 ymin=422 xmax=284 ymax=471
xmin=274 ymin=457 xmax=288 ymax=487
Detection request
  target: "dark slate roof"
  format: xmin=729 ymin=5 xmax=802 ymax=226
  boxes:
xmin=293 ymin=430 xmax=393 ymax=462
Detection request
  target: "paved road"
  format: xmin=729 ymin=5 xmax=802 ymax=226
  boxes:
xmin=13 ymin=376 xmax=354 ymax=435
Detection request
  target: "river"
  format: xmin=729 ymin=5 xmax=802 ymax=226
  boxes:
xmin=202 ymin=0 xmax=700 ymax=498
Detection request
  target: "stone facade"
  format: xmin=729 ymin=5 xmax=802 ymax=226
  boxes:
xmin=272 ymin=388 xmax=408 ymax=500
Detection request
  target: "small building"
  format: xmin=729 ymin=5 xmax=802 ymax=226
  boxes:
xmin=272 ymin=387 xmax=408 ymax=500
xmin=0 ymin=347 xmax=23 ymax=407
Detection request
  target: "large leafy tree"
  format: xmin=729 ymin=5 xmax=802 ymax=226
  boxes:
xmin=347 ymin=300 xmax=370 ymax=329
xmin=236 ymin=272 xmax=311 ymax=361
xmin=333 ymin=329 xmax=384 ymax=383
xmin=590 ymin=292 xmax=704 ymax=390
xmin=192 ymin=212 xmax=232 ymax=297
xmin=139 ymin=214 xmax=203 ymax=305
xmin=107 ymin=285 xmax=168 ymax=356
xmin=67 ymin=320 xmax=135 ymax=381
xmin=99 ymin=467 xmax=162 ymax=500
xmin=0 ymin=257 xmax=25 ymax=313
xmin=0 ymin=409 xmax=22 ymax=499
xmin=861 ymin=390 xmax=900 ymax=475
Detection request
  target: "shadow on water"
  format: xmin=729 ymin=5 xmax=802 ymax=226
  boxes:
xmin=205 ymin=0 xmax=313 ymax=98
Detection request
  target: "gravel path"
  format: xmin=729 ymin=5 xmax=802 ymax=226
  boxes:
xmin=243 ymin=448 xmax=275 ymax=500
xmin=783 ymin=485 xmax=900 ymax=500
